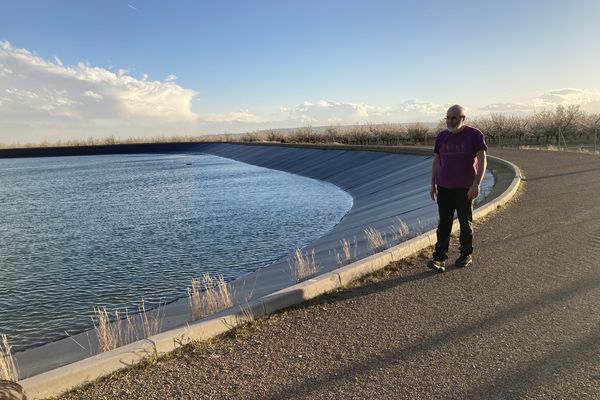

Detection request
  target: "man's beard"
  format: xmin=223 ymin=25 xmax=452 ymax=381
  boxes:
xmin=447 ymin=121 xmax=464 ymax=133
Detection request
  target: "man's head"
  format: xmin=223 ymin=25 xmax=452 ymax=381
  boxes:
xmin=446 ymin=104 xmax=466 ymax=133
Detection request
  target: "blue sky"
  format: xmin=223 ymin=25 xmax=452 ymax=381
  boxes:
xmin=1 ymin=0 xmax=599 ymax=143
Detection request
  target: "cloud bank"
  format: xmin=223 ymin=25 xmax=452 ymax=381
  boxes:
xmin=278 ymin=99 xmax=447 ymax=126
xmin=480 ymin=88 xmax=600 ymax=114
xmin=0 ymin=40 xmax=198 ymax=143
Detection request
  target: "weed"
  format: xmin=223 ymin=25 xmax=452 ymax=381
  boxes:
xmin=390 ymin=216 xmax=410 ymax=244
xmin=364 ymin=227 xmax=387 ymax=254
xmin=188 ymin=274 xmax=234 ymax=321
xmin=289 ymin=248 xmax=318 ymax=282
xmin=0 ymin=334 xmax=18 ymax=381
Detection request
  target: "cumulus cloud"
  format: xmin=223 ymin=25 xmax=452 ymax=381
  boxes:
xmin=387 ymin=99 xmax=446 ymax=118
xmin=278 ymin=98 xmax=446 ymax=125
xmin=479 ymin=88 xmax=600 ymax=114
xmin=0 ymin=40 xmax=198 ymax=143
xmin=533 ymin=88 xmax=600 ymax=108
xmin=281 ymin=100 xmax=374 ymax=125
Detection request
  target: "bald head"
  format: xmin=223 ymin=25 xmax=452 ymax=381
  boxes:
xmin=447 ymin=104 xmax=466 ymax=118
xmin=446 ymin=104 xmax=466 ymax=133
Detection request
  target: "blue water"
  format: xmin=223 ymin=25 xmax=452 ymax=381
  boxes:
xmin=0 ymin=153 xmax=353 ymax=351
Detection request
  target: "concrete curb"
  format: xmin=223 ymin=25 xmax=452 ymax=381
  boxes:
xmin=18 ymin=152 xmax=521 ymax=399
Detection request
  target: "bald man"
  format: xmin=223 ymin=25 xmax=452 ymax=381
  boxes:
xmin=428 ymin=105 xmax=488 ymax=272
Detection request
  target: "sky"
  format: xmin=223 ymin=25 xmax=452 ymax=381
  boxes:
xmin=1 ymin=0 xmax=600 ymax=144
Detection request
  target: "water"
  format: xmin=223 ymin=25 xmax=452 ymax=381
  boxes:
xmin=0 ymin=153 xmax=353 ymax=351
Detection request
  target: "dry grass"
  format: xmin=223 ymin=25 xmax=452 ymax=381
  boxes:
xmin=188 ymin=274 xmax=234 ymax=321
xmin=216 ymin=276 xmax=233 ymax=310
xmin=331 ymin=238 xmax=355 ymax=266
xmin=239 ymin=300 xmax=255 ymax=322
xmin=222 ymin=299 xmax=258 ymax=338
xmin=93 ymin=299 xmax=164 ymax=353
xmin=93 ymin=307 xmax=121 ymax=353
xmin=289 ymin=248 xmax=318 ymax=282
xmin=0 ymin=334 xmax=18 ymax=381
xmin=390 ymin=216 xmax=410 ymax=244
xmin=341 ymin=238 xmax=352 ymax=264
xmin=364 ymin=227 xmax=387 ymax=254
xmin=188 ymin=278 xmax=202 ymax=321
xmin=138 ymin=300 xmax=163 ymax=339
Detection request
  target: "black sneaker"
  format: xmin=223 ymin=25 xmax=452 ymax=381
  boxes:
xmin=455 ymin=254 xmax=473 ymax=268
xmin=427 ymin=259 xmax=446 ymax=272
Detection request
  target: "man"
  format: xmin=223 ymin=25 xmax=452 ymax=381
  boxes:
xmin=428 ymin=105 xmax=488 ymax=272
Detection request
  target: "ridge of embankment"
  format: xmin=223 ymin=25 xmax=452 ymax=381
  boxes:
xmin=9 ymin=143 xmax=517 ymax=399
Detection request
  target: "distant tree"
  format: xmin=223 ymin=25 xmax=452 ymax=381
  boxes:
xmin=552 ymin=104 xmax=584 ymax=144
xmin=406 ymin=122 xmax=431 ymax=144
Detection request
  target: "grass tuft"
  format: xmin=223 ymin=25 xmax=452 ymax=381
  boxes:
xmin=0 ymin=334 xmax=18 ymax=381
xmin=138 ymin=299 xmax=163 ymax=339
xmin=289 ymin=248 xmax=318 ymax=282
xmin=341 ymin=238 xmax=352 ymax=264
xmin=364 ymin=227 xmax=387 ymax=254
xmin=390 ymin=216 xmax=410 ymax=244
xmin=93 ymin=307 xmax=121 ymax=353
xmin=188 ymin=274 xmax=234 ymax=321
xmin=93 ymin=299 xmax=164 ymax=353
xmin=188 ymin=278 xmax=202 ymax=321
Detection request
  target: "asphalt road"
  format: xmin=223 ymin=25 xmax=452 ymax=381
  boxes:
xmin=60 ymin=148 xmax=600 ymax=400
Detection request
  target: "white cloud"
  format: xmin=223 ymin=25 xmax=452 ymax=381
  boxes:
xmin=83 ymin=90 xmax=103 ymax=101
xmin=201 ymin=109 xmax=263 ymax=123
xmin=0 ymin=40 xmax=198 ymax=142
xmin=284 ymin=100 xmax=374 ymax=124
xmin=392 ymin=99 xmax=446 ymax=116
xmin=533 ymin=88 xmax=600 ymax=108
xmin=0 ymin=63 xmax=13 ymax=77
xmin=279 ymin=98 xmax=446 ymax=125
xmin=165 ymin=74 xmax=177 ymax=82
xmin=2 ymin=87 xmax=80 ymax=117
xmin=479 ymin=88 xmax=600 ymax=114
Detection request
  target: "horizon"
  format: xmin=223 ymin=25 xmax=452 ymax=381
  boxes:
xmin=1 ymin=0 xmax=600 ymax=144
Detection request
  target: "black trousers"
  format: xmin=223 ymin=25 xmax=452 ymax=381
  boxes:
xmin=433 ymin=186 xmax=474 ymax=261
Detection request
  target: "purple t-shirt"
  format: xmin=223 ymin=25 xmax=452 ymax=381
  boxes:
xmin=434 ymin=125 xmax=488 ymax=189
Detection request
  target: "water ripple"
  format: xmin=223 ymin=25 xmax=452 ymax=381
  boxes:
xmin=0 ymin=154 xmax=353 ymax=351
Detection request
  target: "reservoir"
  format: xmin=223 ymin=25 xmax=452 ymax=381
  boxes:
xmin=0 ymin=153 xmax=354 ymax=351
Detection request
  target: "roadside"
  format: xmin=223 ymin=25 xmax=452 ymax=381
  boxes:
xmin=58 ymin=148 xmax=600 ymax=399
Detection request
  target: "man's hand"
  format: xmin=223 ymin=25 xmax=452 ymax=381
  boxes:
xmin=468 ymin=183 xmax=480 ymax=201
xmin=430 ymin=184 xmax=437 ymax=201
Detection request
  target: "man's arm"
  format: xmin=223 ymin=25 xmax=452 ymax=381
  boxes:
xmin=430 ymin=153 xmax=440 ymax=201
xmin=468 ymin=150 xmax=487 ymax=200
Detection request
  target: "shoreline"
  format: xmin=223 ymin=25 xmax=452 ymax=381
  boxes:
xmin=10 ymin=143 xmax=500 ymax=395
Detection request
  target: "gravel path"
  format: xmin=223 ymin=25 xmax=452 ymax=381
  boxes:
xmin=59 ymin=148 xmax=600 ymax=400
